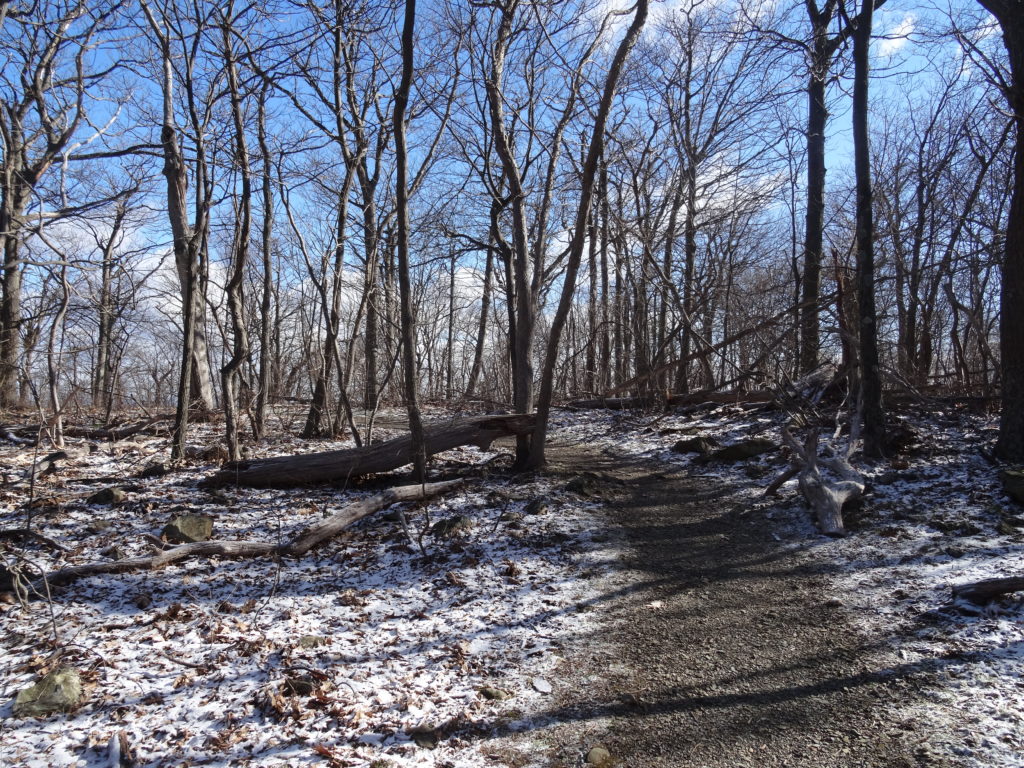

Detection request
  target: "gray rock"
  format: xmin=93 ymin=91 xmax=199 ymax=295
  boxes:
xmin=672 ymin=436 xmax=717 ymax=454
xmin=86 ymin=519 xmax=114 ymax=534
xmin=478 ymin=686 xmax=511 ymax=701
xmin=87 ymin=487 xmax=126 ymax=505
xmin=586 ymin=746 xmax=612 ymax=765
xmin=13 ymin=667 xmax=82 ymax=717
xmin=525 ymin=499 xmax=550 ymax=515
xmin=162 ymin=514 xmax=214 ymax=544
xmin=431 ymin=515 xmax=475 ymax=538
xmin=139 ymin=462 xmax=169 ymax=478
xmin=708 ymin=438 xmax=777 ymax=462
xmin=1001 ymin=470 xmax=1024 ymax=505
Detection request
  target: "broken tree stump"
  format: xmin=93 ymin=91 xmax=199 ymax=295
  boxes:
xmin=202 ymin=414 xmax=535 ymax=488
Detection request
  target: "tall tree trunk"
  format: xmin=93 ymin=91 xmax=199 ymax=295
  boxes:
xmin=394 ymin=0 xmax=426 ymax=480
xmin=220 ymin=9 xmax=252 ymax=462
xmin=254 ymin=84 xmax=274 ymax=440
xmin=527 ymin=0 xmax=649 ymax=468
xmin=466 ymin=243 xmax=492 ymax=399
xmin=851 ymin=0 xmax=885 ymax=455
xmin=978 ymin=0 xmax=1024 ymax=460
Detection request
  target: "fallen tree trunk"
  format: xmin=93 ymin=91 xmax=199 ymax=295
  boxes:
xmin=952 ymin=576 xmax=1024 ymax=605
xmin=62 ymin=414 xmax=176 ymax=441
xmin=566 ymin=391 xmax=774 ymax=410
xmin=203 ymin=414 xmax=536 ymax=488
xmin=3 ymin=451 xmax=68 ymax=487
xmin=38 ymin=480 xmax=462 ymax=588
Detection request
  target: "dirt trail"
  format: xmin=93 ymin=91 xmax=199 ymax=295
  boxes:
xmin=512 ymin=439 xmax=945 ymax=768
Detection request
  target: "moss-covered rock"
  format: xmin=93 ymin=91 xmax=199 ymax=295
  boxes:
xmin=13 ymin=667 xmax=82 ymax=717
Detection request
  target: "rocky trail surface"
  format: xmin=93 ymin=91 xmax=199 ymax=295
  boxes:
xmin=498 ymin=438 xmax=948 ymax=768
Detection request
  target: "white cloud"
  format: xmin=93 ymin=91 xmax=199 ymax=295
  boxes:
xmin=878 ymin=13 xmax=915 ymax=57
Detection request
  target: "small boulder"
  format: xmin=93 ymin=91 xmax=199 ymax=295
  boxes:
xmin=586 ymin=746 xmax=612 ymax=766
xmin=139 ymin=462 xmax=169 ymax=479
xmin=1001 ymin=470 xmax=1024 ymax=505
xmin=13 ymin=667 xmax=83 ymax=717
xmin=672 ymin=436 xmax=717 ymax=455
xmin=431 ymin=515 xmax=475 ymax=539
xmin=478 ymin=686 xmax=511 ymax=701
xmin=525 ymin=499 xmax=550 ymax=516
xmin=85 ymin=519 xmax=114 ymax=534
xmin=87 ymin=487 xmax=126 ymax=505
xmin=162 ymin=514 xmax=214 ymax=544
xmin=708 ymin=438 xmax=777 ymax=462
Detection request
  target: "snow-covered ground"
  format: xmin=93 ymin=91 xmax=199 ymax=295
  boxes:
xmin=0 ymin=414 xmax=616 ymax=767
xmin=558 ymin=403 xmax=1024 ymax=768
xmin=3 ymin=404 xmax=1022 ymax=767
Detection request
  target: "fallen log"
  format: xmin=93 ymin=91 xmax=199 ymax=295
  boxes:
xmin=202 ymin=413 xmax=536 ymax=488
xmin=951 ymin=576 xmax=1024 ymax=605
xmin=566 ymin=391 xmax=774 ymax=411
xmin=62 ymin=414 xmax=175 ymax=441
xmin=39 ymin=480 xmax=462 ymax=588
xmin=3 ymin=451 xmax=68 ymax=487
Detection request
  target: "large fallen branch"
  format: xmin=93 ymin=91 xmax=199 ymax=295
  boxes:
xmin=951 ymin=576 xmax=1024 ymax=605
xmin=203 ymin=413 xmax=536 ymax=488
xmin=566 ymin=391 xmax=773 ymax=410
xmin=38 ymin=480 xmax=462 ymax=588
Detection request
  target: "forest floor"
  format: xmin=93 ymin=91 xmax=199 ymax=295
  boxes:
xmin=1 ymin=403 xmax=1023 ymax=767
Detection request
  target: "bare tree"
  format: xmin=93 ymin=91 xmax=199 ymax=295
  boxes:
xmin=975 ymin=0 xmax=1024 ymax=460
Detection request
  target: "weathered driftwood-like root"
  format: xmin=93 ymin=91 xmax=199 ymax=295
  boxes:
xmin=952 ymin=576 xmax=1024 ymax=605
xmin=779 ymin=426 xmax=865 ymax=537
xmin=203 ymin=414 xmax=535 ymax=488
xmin=37 ymin=480 xmax=462 ymax=589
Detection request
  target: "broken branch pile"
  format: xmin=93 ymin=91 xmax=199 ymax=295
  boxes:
xmin=38 ymin=480 xmax=463 ymax=589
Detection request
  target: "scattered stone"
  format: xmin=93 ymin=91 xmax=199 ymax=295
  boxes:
xmin=161 ymin=514 xmax=214 ymax=544
xmin=298 ymin=635 xmax=329 ymax=649
xmin=206 ymin=488 xmax=232 ymax=505
xmin=431 ymin=515 xmax=475 ymax=538
xmin=532 ymin=677 xmax=553 ymax=694
xmin=672 ymin=436 xmax=717 ymax=454
xmin=586 ymin=746 xmax=612 ymax=765
xmin=1001 ymin=470 xmax=1024 ymax=505
xmin=409 ymin=727 xmax=439 ymax=749
xmin=86 ymin=519 xmax=114 ymax=534
xmin=281 ymin=676 xmax=316 ymax=696
xmin=998 ymin=519 xmax=1020 ymax=536
xmin=707 ymin=438 xmax=777 ymax=462
xmin=13 ymin=667 xmax=83 ymax=717
xmin=87 ymin=487 xmax=126 ymax=505
xmin=525 ymin=499 xmax=550 ymax=515
xmin=139 ymin=462 xmax=169 ymax=478
xmin=479 ymin=686 xmax=511 ymax=701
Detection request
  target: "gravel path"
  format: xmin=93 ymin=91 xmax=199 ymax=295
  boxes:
xmin=506 ymin=440 xmax=950 ymax=768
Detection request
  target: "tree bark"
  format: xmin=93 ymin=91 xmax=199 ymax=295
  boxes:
xmin=977 ymin=0 xmax=1024 ymax=460
xmin=393 ymin=0 xmax=427 ymax=481
xmin=204 ymin=414 xmax=535 ymax=488
xmin=851 ymin=0 xmax=886 ymax=455
xmin=527 ymin=0 xmax=649 ymax=468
